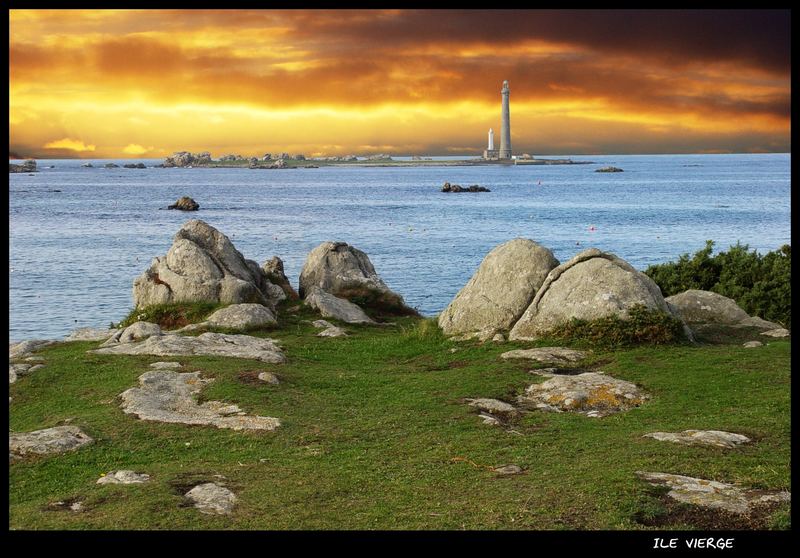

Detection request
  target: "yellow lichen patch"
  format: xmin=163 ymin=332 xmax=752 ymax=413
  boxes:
xmin=585 ymin=384 xmax=624 ymax=409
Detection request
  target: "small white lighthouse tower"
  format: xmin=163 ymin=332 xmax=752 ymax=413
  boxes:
xmin=484 ymin=127 xmax=499 ymax=159
xmin=488 ymin=128 xmax=495 ymax=151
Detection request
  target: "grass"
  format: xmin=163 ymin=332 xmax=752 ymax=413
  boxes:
xmin=9 ymin=305 xmax=791 ymax=530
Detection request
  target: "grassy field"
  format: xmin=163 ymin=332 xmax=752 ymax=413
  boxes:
xmin=9 ymin=306 xmax=791 ymax=530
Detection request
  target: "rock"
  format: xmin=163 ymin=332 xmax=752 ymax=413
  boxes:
xmin=104 ymin=163 xmax=119 ymax=168
xmin=149 ymin=361 xmax=183 ymax=369
xmin=9 ymin=363 xmax=33 ymax=383
xmin=304 ymin=286 xmax=375 ymax=324
xmin=317 ymin=326 xmax=348 ymax=337
xmin=101 ymin=321 xmax=162 ymax=346
xmin=163 ymin=151 xmax=210 ymax=168
xmin=185 ymin=483 xmax=237 ymax=515
xmin=743 ymin=341 xmax=763 ymax=348
xmin=466 ymin=398 xmax=519 ymax=420
xmin=643 ymin=430 xmax=751 ymax=449
xmin=439 ymin=239 xmax=559 ymax=336
xmin=123 ymin=163 xmax=147 ymax=169
xmin=205 ymin=303 xmax=277 ymax=330
xmin=262 ymin=256 xmax=299 ymax=299
xmin=9 ymin=339 xmax=58 ymax=359
xmin=262 ymin=153 xmax=272 ymax=161
xmin=257 ymin=372 xmax=280 ymax=384
xmin=64 ymin=327 xmax=119 ymax=342
xmin=270 ymin=158 xmax=287 ymax=169
xmin=517 ymin=372 xmax=649 ymax=417
xmin=500 ymin=347 xmax=588 ymax=365
xmin=90 ymin=332 xmax=287 ymax=363
xmin=311 ymin=319 xmax=348 ymax=337
xmin=9 ymin=159 xmax=37 ymax=173
xmin=635 ymin=472 xmax=790 ymax=515
xmin=595 ymin=166 xmax=623 ymax=172
xmin=81 ymin=163 xmax=94 ymax=167
xmin=665 ymin=290 xmax=781 ymax=330
xmin=761 ymin=328 xmax=790 ymax=338
xmin=509 ymin=248 xmax=686 ymax=341
xmin=167 ymin=196 xmax=200 ymax=211
xmin=441 ymin=182 xmax=490 ymax=192
xmin=97 ymin=470 xmax=151 ymax=485
xmin=298 ymin=241 xmax=413 ymax=314
xmin=132 ymin=220 xmax=283 ymax=309
xmin=494 ymin=465 xmax=524 ymax=476
xmin=120 ymin=370 xmax=281 ymax=430
xmin=491 ymin=333 xmax=505 ymax=343
xmin=9 ymin=425 xmax=93 ymax=457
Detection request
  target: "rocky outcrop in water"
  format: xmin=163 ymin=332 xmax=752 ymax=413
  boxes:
xmin=163 ymin=151 xmax=211 ymax=167
xmin=132 ymin=220 xmax=284 ymax=309
xmin=595 ymin=166 xmax=623 ymax=172
xmin=167 ymin=196 xmax=200 ymax=211
xmin=124 ymin=163 xmax=147 ymax=169
xmin=438 ymin=239 xmax=558 ymax=335
xmin=10 ymin=160 xmax=37 ymax=173
xmin=441 ymin=182 xmax=490 ymax=192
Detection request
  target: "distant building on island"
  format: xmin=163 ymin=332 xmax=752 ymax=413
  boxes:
xmin=483 ymin=80 xmax=513 ymax=160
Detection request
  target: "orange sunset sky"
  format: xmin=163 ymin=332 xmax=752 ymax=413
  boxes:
xmin=9 ymin=9 xmax=791 ymax=159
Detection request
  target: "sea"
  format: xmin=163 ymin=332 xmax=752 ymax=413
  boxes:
xmin=8 ymin=153 xmax=791 ymax=342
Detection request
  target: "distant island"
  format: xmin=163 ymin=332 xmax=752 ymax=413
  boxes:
xmin=152 ymin=151 xmax=592 ymax=169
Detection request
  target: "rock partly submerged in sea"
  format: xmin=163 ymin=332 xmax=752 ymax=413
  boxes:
xmin=167 ymin=196 xmax=200 ymax=211
xmin=9 ymin=160 xmax=37 ymax=173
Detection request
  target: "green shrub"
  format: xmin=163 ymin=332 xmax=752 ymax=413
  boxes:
xmin=645 ymin=242 xmax=791 ymax=328
xmin=547 ymin=305 xmax=688 ymax=349
xmin=116 ymin=302 xmax=222 ymax=330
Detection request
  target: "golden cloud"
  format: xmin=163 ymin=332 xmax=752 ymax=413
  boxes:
xmin=42 ymin=138 xmax=96 ymax=152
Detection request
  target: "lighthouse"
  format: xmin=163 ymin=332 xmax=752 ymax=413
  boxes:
xmin=498 ymin=80 xmax=512 ymax=159
xmin=488 ymin=128 xmax=495 ymax=151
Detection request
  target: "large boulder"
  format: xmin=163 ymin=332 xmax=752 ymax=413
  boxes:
xmin=665 ymin=290 xmax=782 ymax=330
xmin=101 ymin=321 xmax=162 ymax=346
xmin=132 ymin=220 xmax=283 ymax=310
xmin=299 ymin=241 xmax=414 ymax=315
xmin=509 ymin=249 xmax=683 ymax=341
xmin=9 ymin=159 xmax=37 ymax=173
xmin=438 ymin=239 xmax=558 ymax=335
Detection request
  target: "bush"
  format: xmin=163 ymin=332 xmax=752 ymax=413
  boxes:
xmin=116 ymin=302 xmax=222 ymax=330
xmin=645 ymin=242 xmax=791 ymax=328
xmin=547 ymin=305 xmax=688 ymax=349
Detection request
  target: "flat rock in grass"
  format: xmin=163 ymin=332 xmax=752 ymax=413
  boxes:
xmin=205 ymin=303 xmax=277 ymax=330
xmin=635 ymin=472 xmax=790 ymax=515
xmin=257 ymin=372 xmax=280 ymax=385
xmin=120 ymin=370 xmax=280 ymax=431
xmin=500 ymin=347 xmax=588 ymax=364
xmin=185 ymin=483 xmax=237 ymax=515
xmin=149 ymin=361 xmax=183 ymax=369
xmin=101 ymin=321 xmax=163 ymax=346
xmin=9 ymin=425 xmax=93 ymax=457
xmin=494 ymin=464 xmax=524 ymax=476
xmin=318 ymin=326 xmax=348 ymax=337
xmin=466 ymin=398 xmax=519 ymax=420
xmin=761 ymin=328 xmax=790 ymax=338
xmin=97 ymin=470 xmax=151 ymax=485
xmin=312 ymin=320 xmax=335 ymax=329
xmin=518 ymin=372 xmax=648 ymax=417
xmin=643 ymin=430 xmax=751 ymax=449
xmin=9 ymin=363 xmax=32 ymax=384
xmin=9 ymin=339 xmax=58 ymax=359
xmin=90 ymin=332 xmax=286 ymax=363
xmin=304 ymin=286 xmax=375 ymax=324
xmin=743 ymin=341 xmax=763 ymax=348
xmin=64 ymin=327 xmax=119 ymax=342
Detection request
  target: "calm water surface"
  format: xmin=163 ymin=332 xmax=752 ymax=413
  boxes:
xmin=9 ymin=153 xmax=791 ymax=341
